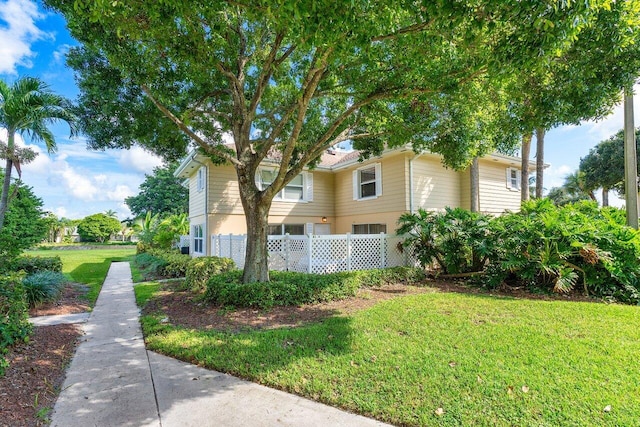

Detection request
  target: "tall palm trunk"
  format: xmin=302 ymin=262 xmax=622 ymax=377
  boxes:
xmin=602 ymin=187 xmax=609 ymax=207
xmin=535 ymin=127 xmax=545 ymax=198
xmin=521 ymin=132 xmax=532 ymax=202
xmin=0 ymin=132 xmax=15 ymax=232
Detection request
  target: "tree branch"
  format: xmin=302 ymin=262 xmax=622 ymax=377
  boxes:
xmin=140 ymin=84 xmax=241 ymax=166
xmin=371 ymin=20 xmax=435 ymax=42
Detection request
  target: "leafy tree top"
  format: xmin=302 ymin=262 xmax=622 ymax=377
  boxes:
xmin=125 ymin=163 xmax=188 ymax=218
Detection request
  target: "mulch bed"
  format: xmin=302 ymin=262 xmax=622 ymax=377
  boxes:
xmin=144 ymin=278 xmax=602 ymax=333
xmin=0 ymin=325 xmax=82 ymax=427
xmin=1 ymin=282 xmax=88 ymax=427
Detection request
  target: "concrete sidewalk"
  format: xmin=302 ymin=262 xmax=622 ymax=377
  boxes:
xmin=51 ymin=262 xmax=390 ymax=427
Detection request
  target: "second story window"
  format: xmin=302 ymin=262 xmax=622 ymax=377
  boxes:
xmin=506 ymin=167 xmax=521 ymax=191
xmin=257 ymin=169 xmax=313 ymax=202
xmin=353 ymin=163 xmax=382 ymax=200
xmin=196 ymin=167 xmax=205 ymax=192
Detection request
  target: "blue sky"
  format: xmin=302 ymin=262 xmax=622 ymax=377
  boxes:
xmin=1 ymin=0 xmax=638 ymax=219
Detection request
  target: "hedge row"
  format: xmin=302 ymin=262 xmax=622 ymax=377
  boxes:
xmin=204 ymin=267 xmax=425 ymax=309
xmin=0 ymin=273 xmax=32 ymax=376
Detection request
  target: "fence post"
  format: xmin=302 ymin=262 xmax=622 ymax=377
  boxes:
xmin=307 ymin=233 xmax=313 ymax=274
xmin=229 ymin=233 xmax=233 ymax=259
xmin=380 ymin=232 xmax=386 ymax=268
xmin=346 ymin=233 xmax=352 ymax=272
xmin=285 ymin=233 xmax=290 ymax=271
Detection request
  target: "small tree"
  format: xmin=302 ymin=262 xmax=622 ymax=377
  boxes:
xmin=77 ymin=213 xmax=121 ymax=243
xmin=0 ymin=177 xmax=47 ymax=264
xmin=125 ymin=163 xmax=188 ymax=218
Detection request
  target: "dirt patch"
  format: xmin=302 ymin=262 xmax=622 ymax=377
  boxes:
xmin=144 ymin=278 xmax=604 ymax=333
xmin=0 ymin=324 xmax=81 ymax=427
xmin=28 ymin=283 xmax=90 ymax=317
xmin=144 ymin=282 xmax=437 ymax=332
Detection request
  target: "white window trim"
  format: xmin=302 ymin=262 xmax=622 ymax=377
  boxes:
xmin=192 ymin=224 xmax=204 ymax=254
xmin=256 ymin=168 xmax=313 ymax=203
xmin=506 ymin=167 xmax=522 ymax=191
xmin=353 ymin=163 xmax=382 ymax=200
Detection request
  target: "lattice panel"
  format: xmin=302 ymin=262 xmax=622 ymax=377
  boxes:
xmin=307 ymin=237 xmax=348 ymax=274
xmin=213 ymin=235 xmax=247 ymax=268
xmin=349 ymin=235 xmax=383 ymax=270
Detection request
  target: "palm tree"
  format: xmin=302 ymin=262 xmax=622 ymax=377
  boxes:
xmin=105 ymin=209 xmax=118 ymax=218
xmin=0 ymin=77 xmax=78 ymax=231
xmin=563 ymin=171 xmax=596 ymax=202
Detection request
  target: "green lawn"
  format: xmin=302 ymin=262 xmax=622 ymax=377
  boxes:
xmin=136 ymin=288 xmax=640 ymax=426
xmin=28 ymin=248 xmax=135 ymax=304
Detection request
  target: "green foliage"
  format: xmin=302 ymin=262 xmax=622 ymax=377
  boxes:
xmin=184 ymin=256 xmax=237 ymax=292
xmin=0 ymin=181 xmax=48 ymax=269
xmin=133 ymin=282 xmax=162 ymax=307
xmin=397 ymin=207 xmax=493 ymax=274
xmin=0 ymin=272 xmax=31 ymax=376
xmin=22 ymin=271 xmax=68 ymax=307
xmin=77 ymin=213 xmax=121 ymax=243
xmin=487 ymin=200 xmax=640 ymax=302
xmin=204 ymin=267 xmax=425 ymax=309
xmin=580 ymin=128 xmax=640 ymax=196
xmin=135 ymin=249 xmax=191 ymax=279
xmin=11 ymin=255 xmax=63 ymax=274
xmin=125 ymin=163 xmax=188 ymax=217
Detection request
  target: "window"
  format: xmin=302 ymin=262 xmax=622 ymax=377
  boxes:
xmin=193 ymin=224 xmax=204 ymax=254
xmin=196 ymin=167 xmax=205 ymax=192
xmin=353 ymin=163 xmax=382 ymax=200
xmin=257 ymin=169 xmax=313 ymax=202
xmin=268 ymin=224 xmax=306 ymax=235
xmin=506 ymin=167 xmax=521 ymax=190
xmin=352 ymin=223 xmax=387 ymax=234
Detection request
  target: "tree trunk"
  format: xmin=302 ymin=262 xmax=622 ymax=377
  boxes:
xmin=470 ymin=157 xmax=479 ymax=212
xmin=242 ymin=198 xmax=271 ymax=283
xmin=0 ymin=132 xmax=15 ymax=232
xmin=602 ymin=187 xmax=609 ymax=207
xmin=535 ymin=127 xmax=545 ymax=198
xmin=521 ymin=132 xmax=532 ymax=202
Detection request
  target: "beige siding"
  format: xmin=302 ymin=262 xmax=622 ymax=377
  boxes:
xmin=335 ymin=153 xmax=407 ymax=218
xmin=460 ymin=168 xmax=471 ymax=210
xmin=188 ymin=168 xmax=206 ymax=218
xmin=411 ymin=154 xmax=462 ymax=210
xmin=207 ymin=165 xmax=243 ymax=215
xmin=478 ymin=160 xmax=521 ymax=214
xmin=209 ymin=214 xmax=337 ymax=235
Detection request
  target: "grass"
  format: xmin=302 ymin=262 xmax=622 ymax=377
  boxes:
xmin=134 ymin=282 xmax=161 ymax=306
xmin=27 ymin=248 xmax=136 ymax=305
xmin=135 ymin=288 xmax=640 ymax=426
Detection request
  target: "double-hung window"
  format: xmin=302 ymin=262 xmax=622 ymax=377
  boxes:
xmin=196 ymin=167 xmax=205 ymax=192
xmin=353 ymin=163 xmax=382 ymax=200
xmin=257 ymin=169 xmax=313 ymax=202
xmin=506 ymin=167 xmax=521 ymax=191
xmin=193 ymin=225 xmax=204 ymax=254
xmin=268 ymin=224 xmax=306 ymax=235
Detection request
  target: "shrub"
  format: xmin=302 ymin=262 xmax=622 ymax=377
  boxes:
xmin=136 ymin=249 xmax=191 ymax=279
xmin=0 ymin=273 xmax=31 ymax=376
xmin=11 ymin=255 xmax=63 ymax=274
xmin=204 ymin=267 xmax=425 ymax=309
xmin=185 ymin=256 xmax=237 ymax=292
xmin=22 ymin=271 xmax=68 ymax=307
xmin=397 ymin=207 xmax=494 ymax=274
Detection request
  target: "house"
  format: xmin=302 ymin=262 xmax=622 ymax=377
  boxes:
xmin=175 ymin=146 xmax=535 ymax=257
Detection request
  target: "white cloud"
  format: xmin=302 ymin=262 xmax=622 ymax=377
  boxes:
xmin=544 ymin=164 xmax=574 ymax=190
xmin=58 ymin=164 xmax=99 ymax=199
xmin=52 ymin=43 xmax=71 ymax=64
xmin=579 ymin=84 xmax=640 ymax=142
xmin=94 ymin=174 xmax=108 ymax=184
xmin=115 ymin=146 xmax=164 ymax=174
xmin=106 ymin=184 xmax=134 ymax=201
xmin=0 ymin=0 xmax=49 ymax=75
xmin=54 ymin=206 xmax=67 ymax=218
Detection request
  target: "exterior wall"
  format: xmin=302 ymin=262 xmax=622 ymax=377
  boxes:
xmin=411 ymin=154 xmax=462 ymax=211
xmin=460 ymin=168 xmax=471 ymax=210
xmin=333 ymin=153 xmax=408 ymax=234
xmin=188 ymin=168 xmax=206 ymax=218
xmin=478 ymin=159 xmax=521 ymax=214
xmin=334 ymin=152 xmax=408 ymax=217
xmin=209 ymin=214 xmax=337 ymax=235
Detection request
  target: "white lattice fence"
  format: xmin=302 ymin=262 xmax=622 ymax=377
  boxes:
xmin=210 ymin=233 xmax=418 ymax=274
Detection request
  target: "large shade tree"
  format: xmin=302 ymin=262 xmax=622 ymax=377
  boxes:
xmin=0 ymin=77 xmax=77 ymax=231
xmin=505 ymin=3 xmax=640 ymax=202
xmin=49 ymin=0 xmax=619 ymax=282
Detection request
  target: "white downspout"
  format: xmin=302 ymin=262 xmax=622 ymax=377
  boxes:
xmin=409 ymin=153 xmax=423 ymax=214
